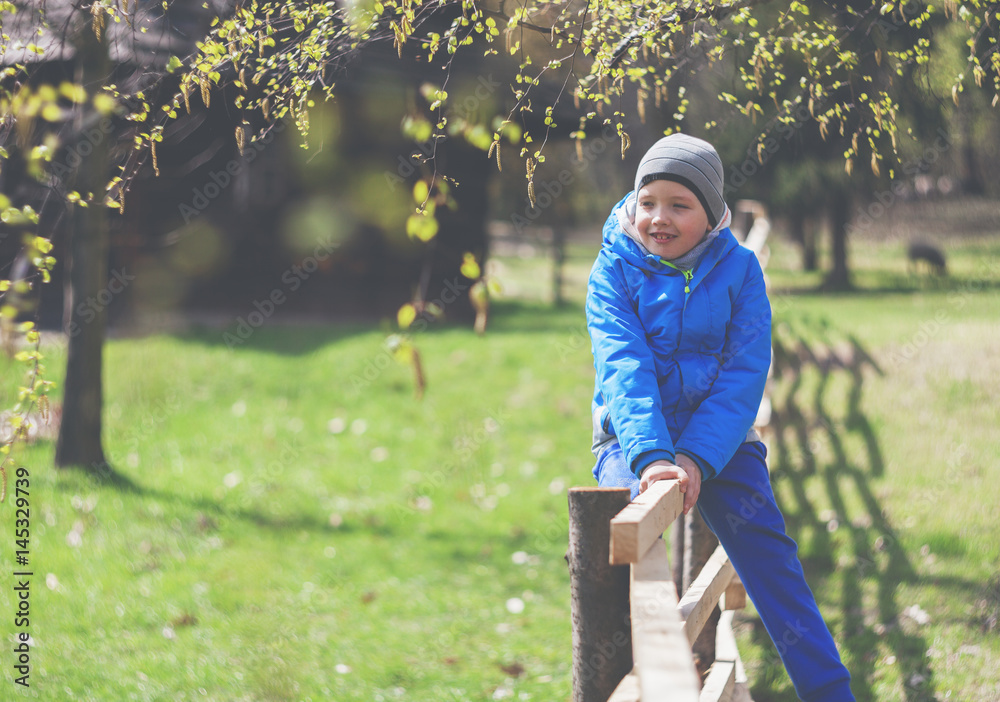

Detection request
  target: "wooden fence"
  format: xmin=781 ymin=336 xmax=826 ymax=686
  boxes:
xmin=567 ymin=482 xmax=751 ymax=702
xmin=567 ymin=203 xmax=771 ymax=702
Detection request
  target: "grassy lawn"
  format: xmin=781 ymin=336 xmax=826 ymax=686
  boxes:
xmin=2 ymin=206 xmax=999 ymax=701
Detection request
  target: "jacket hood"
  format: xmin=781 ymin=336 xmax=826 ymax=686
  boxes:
xmin=601 ymin=192 xmax=739 ymax=280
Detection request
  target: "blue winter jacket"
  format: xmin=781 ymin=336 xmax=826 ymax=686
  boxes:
xmin=587 ymin=193 xmax=771 ymax=480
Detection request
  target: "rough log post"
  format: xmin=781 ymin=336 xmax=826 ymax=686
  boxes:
xmin=568 ymin=488 xmax=633 ymax=702
xmin=684 ymin=509 xmax=721 ymax=674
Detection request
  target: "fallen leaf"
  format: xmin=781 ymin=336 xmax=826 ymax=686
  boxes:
xmin=172 ymin=613 xmax=198 ymax=628
xmin=499 ymin=662 xmax=525 ymax=677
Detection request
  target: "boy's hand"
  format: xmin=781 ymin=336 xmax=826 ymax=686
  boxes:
xmin=639 ymin=455 xmax=702 ymax=515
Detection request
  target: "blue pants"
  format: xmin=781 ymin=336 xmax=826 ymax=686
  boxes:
xmin=594 ymin=440 xmax=855 ymax=702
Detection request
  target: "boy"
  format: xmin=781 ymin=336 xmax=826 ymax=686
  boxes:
xmin=586 ymin=133 xmax=855 ymax=702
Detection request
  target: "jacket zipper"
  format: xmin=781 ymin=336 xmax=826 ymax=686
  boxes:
xmin=659 ymin=259 xmax=694 ymax=294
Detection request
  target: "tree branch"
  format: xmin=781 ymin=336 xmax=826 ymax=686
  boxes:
xmin=608 ymin=0 xmax=766 ymax=69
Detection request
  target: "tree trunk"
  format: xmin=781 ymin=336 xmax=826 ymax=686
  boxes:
xmin=959 ymin=102 xmax=985 ymax=195
xmin=803 ymin=219 xmax=818 ymax=272
xmin=552 ymin=225 xmax=566 ymax=306
xmin=824 ymin=192 xmax=852 ymax=290
xmin=55 ymin=21 xmax=109 ymax=471
xmin=567 ymin=487 xmax=633 ymax=702
xmin=790 ymin=211 xmax=818 ymax=272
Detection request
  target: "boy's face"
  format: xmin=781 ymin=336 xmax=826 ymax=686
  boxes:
xmin=635 ymin=179 xmax=711 ymax=260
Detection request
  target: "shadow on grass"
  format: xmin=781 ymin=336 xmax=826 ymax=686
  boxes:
xmin=51 ymin=460 xmax=403 ymax=538
xmin=167 ymin=322 xmax=378 ymax=356
xmin=158 ymin=300 xmax=587 ymax=356
xmin=750 ymin=317 xmax=943 ymax=702
xmin=770 ymin=272 xmax=1000 ymax=299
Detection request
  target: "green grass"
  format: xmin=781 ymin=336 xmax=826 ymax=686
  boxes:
xmin=2 ymin=309 xmax=597 ymax=701
xmin=1 ymin=213 xmax=999 ymax=701
xmin=737 ymin=232 xmax=1000 ymax=702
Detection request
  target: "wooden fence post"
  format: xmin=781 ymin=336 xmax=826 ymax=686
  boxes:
xmin=568 ymin=488 xmax=633 ymax=702
xmin=671 ymin=514 xmax=685 ymax=595
xmin=684 ymin=509 xmax=721 ymax=674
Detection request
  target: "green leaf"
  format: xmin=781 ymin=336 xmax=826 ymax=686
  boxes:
xmin=93 ymin=93 xmax=117 ymax=115
xmin=41 ymin=103 xmax=61 ymax=122
xmin=59 ymin=82 xmax=87 ymax=103
xmin=406 ymin=213 xmax=438 ymax=242
xmin=460 ymin=253 xmax=481 ymax=280
xmin=413 ymin=180 xmax=429 ymax=204
xmin=397 ymin=303 xmax=417 ymax=330
xmin=166 ymin=55 xmax=183 ymax=73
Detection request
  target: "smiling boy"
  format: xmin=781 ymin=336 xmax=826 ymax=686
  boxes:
xmin=586 ymin=134 xmax=855 ymax=702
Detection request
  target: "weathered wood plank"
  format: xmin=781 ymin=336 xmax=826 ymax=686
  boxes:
xmin=716 ymin=610 xmax=749 ymax=676
xmin=630 ymin=538 xmax=701 ymax=701
xmin=678 ymin=545 xmax=735 ymax=647
xmin=685 ymin=509 xmax=721 ymax=672
xmin=717 ymin=611 xmax=754 ymax=700
xmin=720 ymin=573 xmax=747 ymax=611
xmin=606 ymin=671 xmax=640 ymax=702
xmin=609 ymin=479 xmax=684 ymax=565
xmin=699 ymin=661 xmax=736 ymax=702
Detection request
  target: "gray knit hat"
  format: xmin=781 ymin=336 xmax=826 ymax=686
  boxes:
xmin=634 ymin=134 xmax=726 ymax=229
